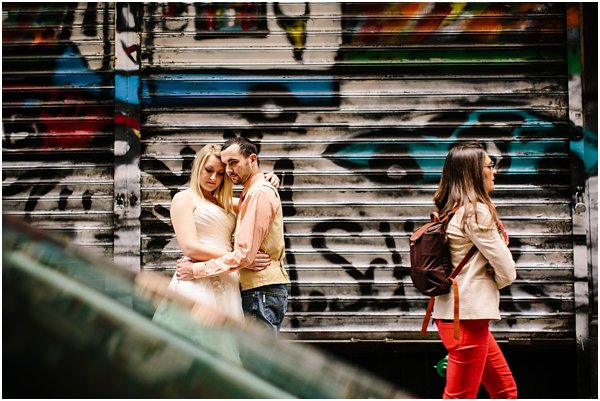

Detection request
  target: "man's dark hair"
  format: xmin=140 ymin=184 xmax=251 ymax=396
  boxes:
xmin=222 ymin=137 xmax=258 ymax=158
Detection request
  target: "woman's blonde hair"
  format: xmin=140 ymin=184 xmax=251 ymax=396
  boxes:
xmin=433 ymin=142 xmax=500 ymax=231
xmin=189 ymin=144 xmax=234 ymax=213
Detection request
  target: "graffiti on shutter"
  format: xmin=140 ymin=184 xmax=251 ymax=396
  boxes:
xmin=137 ymin=2 xmax=589 ymax=341
xmin=2 ymin=3 xmax=115 ymax=258
xmin=4 ymin=2 xmax=595 ymax=343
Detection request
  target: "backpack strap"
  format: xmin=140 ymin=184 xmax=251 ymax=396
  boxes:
xmin=409 ymin=221 xmax=436 ymax=243
xmin=421 ymin=297 xmax=436 ymax=336
xmin=450 ymin=278 xmax=460 ymax=339
xmin=449 ymin=246 xmax=477 ymax=280
xmin=412 ymin=206 xmax=461 ymax=243
xmin=420 ymin=246 xmax=477 ymax=339
xmin=432 ymin=205 xmax=461 ymax=224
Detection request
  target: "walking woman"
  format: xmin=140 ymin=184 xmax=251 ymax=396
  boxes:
xmin=432 ymin=142 xmax=518 ymax=398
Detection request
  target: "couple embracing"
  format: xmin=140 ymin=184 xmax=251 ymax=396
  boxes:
xmin=154 ymin=137 xmax=289 ymax=336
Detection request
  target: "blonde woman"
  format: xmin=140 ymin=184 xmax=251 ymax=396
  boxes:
xmin=432 ymin=142 xmax=517 ymax=398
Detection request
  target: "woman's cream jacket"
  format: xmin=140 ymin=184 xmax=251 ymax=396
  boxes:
xmin=432 ymin=202 xmax=516 ymax=321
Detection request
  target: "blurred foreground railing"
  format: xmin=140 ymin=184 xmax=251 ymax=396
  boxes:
xmin=3 ymin=215 xmax=413 ymax=398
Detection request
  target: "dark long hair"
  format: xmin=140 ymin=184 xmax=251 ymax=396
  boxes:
xmin=433 ymin=142 xmax=500 ymax=231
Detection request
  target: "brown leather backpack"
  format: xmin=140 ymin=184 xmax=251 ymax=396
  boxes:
xmin=409 ymin=207 xmax=476 ymax=339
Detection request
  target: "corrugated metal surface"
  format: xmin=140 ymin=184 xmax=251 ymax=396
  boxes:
xmin=141 ymin=3 xmax=574 ymax=340
xmin=2 ymin=2 xmax=584 ymax=344
xmin=139 ymin=2 xmax=576 ymax=342
xmin=2 ymin=3 xmax=115 ymax=259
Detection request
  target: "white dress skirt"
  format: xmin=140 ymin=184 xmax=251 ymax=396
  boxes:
xmin=152 ymin=198 xmax=243 ymax=362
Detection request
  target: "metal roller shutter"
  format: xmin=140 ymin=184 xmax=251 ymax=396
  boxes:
xmin=2 ymin=3 xmax=115 ymax=259
xmin=139 ymin=3 xmax=574 ymax=342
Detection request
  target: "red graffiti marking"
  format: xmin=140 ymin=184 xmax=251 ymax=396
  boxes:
xmin=39 ymin=95 xmax=111 ymax=149
xmin=124 ymin=44 xmax=138 ymax=55
xmin=115 ymin=113 xmax=141 ymax=133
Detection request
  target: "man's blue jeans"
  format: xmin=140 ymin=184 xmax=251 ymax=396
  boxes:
xmin=241 ymin=284 xmax=288 ymax=333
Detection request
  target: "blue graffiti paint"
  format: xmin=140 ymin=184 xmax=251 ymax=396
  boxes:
xmin=116 ymin=73 xmax=140 ymax=105
xmin=142 ymin=73 xmax=336 ymax=107
xmin=51 ymin=44 xmax=104 ymax=88
xmin=574 ymin=127 xmax=598 ymax=173
xmin=324 ymin=109 xmax=596 ymax=184
xmin=330 ymin=144 xmax=376 ymax=167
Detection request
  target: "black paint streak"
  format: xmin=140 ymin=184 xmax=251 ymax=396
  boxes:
xmin=311 ymin=220 xmax=389 ymax=312
xmin=58 ymin=188 xmax=73 ymax=211
xmin=273 ymin=3 xmax=310 ymax=62
xmin=82 ymin=190 xmax=92 ymax=211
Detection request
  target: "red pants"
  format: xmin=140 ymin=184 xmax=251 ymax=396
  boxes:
xmin=436 ymin=319 xmax=517 ymax=399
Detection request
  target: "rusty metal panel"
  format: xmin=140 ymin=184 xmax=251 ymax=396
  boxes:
xmin=2 ymin=3 xmax=116 ymax=259
xmin=139 ymin=3 xmax=577 ymax=342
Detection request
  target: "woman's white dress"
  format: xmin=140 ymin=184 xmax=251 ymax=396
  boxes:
xmin=168 ymin=198 xmax=243 ymax=321
xmin=152 ymin=198 xmax=243 ymax=362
